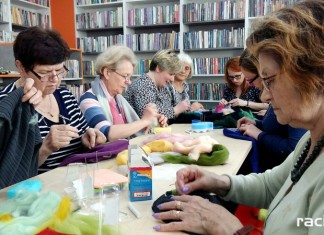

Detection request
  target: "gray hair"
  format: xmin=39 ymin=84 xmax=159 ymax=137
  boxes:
xmin=177 ymin=52 xmax=193 ymax=78
xmin=95 ymin=45 xmax=137 ymax=75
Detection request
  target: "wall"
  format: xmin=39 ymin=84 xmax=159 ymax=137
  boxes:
xmin=50 ymin=0 xmax=76 ymax=48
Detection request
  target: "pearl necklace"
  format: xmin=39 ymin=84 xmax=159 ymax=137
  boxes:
xmin=291 ymin=135 xmax=324 ymax=183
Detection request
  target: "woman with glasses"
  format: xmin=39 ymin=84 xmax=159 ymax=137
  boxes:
xmin=125 ymin=49 xmax=184 ymax=120
xmin=79 ymin=45 xmax=167 ymax=141
xmin=166 ymin=53 xmax=205 ymax=124
xmin=153 ymin=1 xmax=324 ymax=234
xmin=238 ymin=49 xmax=307 ymax=171
xmin=0 ymin=27 xmax=106 ymax=174
xmin=220 ymin=57 xmax=267 ymax=114
xmin=167 ymin=53 xmax=204 ymax=112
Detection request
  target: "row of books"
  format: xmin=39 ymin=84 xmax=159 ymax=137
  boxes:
xmin=60 ymin=84 xmax=84 ymax=102
xmin=183 ymin=27 xmax=245 ymax=49
xmin=77 ymin=35 xmax=123 ymax=53
xmin=0 ymin=31 xmax=12 ymax=43
xmin=192 ymin=57 xmax=230 ymax=75
xmin=0 ymin=1 xmax=9 ymax=22
xmin=76 ymin=0 xmax=118 ymax=5
xmin=136 ymin=59 xmax=151 ymax=75
xmin=76 ymin=8 xmax=123 ymax=30
xmin=188 ymin=83 xmax=226 ymax=101
xmin=11 ymin=6 xmax=50 ymax=28
xmin=126 ymin=31 xmax=179 ymax=52
xmin=22 ymin=0 xmax=50 ymax=7
xmin=83 ymin=61 xmax=96 ymax=76
xmin=127 ymin=4 xmax=180 ymax=26
xmin=183 ymin=0 xmax=245 ymax=22
xmin=248 ymin=0 xmax=298 ymax=17
xmin=64 ymin=60 xmax=80 ymax=78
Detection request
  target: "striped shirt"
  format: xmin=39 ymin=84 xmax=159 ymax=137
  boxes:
xmin=79 ymin=88 xmax=112 ymax=138
xmin=0 ymin=82 xmax=89 ymax=173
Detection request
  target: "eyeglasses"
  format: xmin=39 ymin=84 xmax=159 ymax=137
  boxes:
xmin=261 ymin=74 xmax=277 ymax=91
xmin=112 ymin=70 xmax=132 ymax=82
xmin=30 ymin=65 xmax=69 ymax=81
xmin=228 ymin=73 xmax=242 ymax=81
xmin=247 ymin=74 xmax=259 ymax=84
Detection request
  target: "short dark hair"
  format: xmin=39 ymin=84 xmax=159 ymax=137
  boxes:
xmin=239 ymin=48 xmax=259 ymax=75
xmin=13 ymin=26 xmax=70 ymax=72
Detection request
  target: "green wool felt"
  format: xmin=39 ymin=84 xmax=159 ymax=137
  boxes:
xmin=161 ymin=144 xmax=229 ymax=166
xmin=213 ymin=108 xmax=255 ymax=128
xmin=53 ymin=214 xmax=115 ymax=235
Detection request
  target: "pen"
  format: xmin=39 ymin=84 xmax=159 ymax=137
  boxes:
xmin=128 ymin=202 xmax=141 ymax=218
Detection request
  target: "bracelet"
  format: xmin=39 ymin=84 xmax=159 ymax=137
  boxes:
xmin=234 ymin=224 xmax=254 ymax=235
xmin=246 ymin=100 xmax=249 ymax=107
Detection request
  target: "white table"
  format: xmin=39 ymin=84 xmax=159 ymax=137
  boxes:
xmin=0 ymin=124 xmax=252 ymax=235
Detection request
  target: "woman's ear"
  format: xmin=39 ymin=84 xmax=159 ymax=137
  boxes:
xmin=15 ymin=60 xmax=28 ymax=77
xmin=15 ymin=60 xmax=24 ymax=72
xmin=102 ymin=67 xmax=110 ymax=79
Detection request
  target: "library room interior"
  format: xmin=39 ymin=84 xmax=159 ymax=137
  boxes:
xmin=0 ymin=0 xmax=323 ymax=235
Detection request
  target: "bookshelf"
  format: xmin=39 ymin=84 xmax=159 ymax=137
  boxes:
xmin=73 ymin=0 xmax=298 ymax=108
xmin=0 ymin=0 xmax=50 ymax=43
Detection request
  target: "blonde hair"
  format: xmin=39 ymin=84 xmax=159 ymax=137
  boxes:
xmin=247 ymin=0 xmax=324 ymax=104
xmin=95 ymin=45 xmax=137 ymax=75
xmin=177 ymin=52 xmax=193 ymax=78
xmin=149 ymin=49 xmax=182 ymax=74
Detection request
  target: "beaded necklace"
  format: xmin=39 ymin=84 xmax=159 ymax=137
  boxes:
xmin=291 ymin=135 xmax=324 ymax=183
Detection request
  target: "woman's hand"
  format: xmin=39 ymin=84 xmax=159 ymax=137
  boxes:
xmin=174 ymin=99 xmax=190 ymax=116
xmin=158 ymin=114 xmax=168 ymax=127
xmin=82 ymin=128 xmax=107 ymax=149
xmin=229 ymin=98 xmax=247 ymax=107
xmin=239 ymin=124 xmax=262 ymax=140
xmin=20 ymin=77 xmax=43 ymax=105
xmin=43 ymin=125 xmax=80 ymax=152
xmin=219 ymin=98 xmax=228 ymax=106
xmin=237 ymin=117 xmax=256 ymax=128
xmin=190 ymin=101 xmax=204 ymax=111
xmin=175 ymin=165 xmax=231 ymax=197
xmin=153 ymin=195 xmax=242 ymax=234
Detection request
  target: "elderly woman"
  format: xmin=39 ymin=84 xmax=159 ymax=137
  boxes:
xmin=220 ymin=57 xmax=268 ymax=112
xmin=0 ymin=27 xmax=106 ymax=176
xmin=153 ymin=1 xmax=324 ymax=234
xmin=125 ymin=49 xmax=187 ymax=120
xmin=167 ymin=53 xmax=204 ymax=112
xmin=79 ymin=45 xmax=167 ymax=141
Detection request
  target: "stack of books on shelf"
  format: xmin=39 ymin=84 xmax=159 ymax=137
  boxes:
xmin=83 ymin=60 xmax=96 ymax=77
xmin=64 ymin=60 xmax=80 ymax=79
xmin=76 ymin=0 xmax=118 ymax=5
xmin=23 ymin=0 xmax=50 ymax=7
xmin=127 ymin=4 xmax=180 ymax=26
xmin=126 ymin=31 xmax=179 ymax=52
xmin=183 ymin=1 xmax=245 ymax=22
xmin=77 ymin=35 xmax=123 ymax=53
xmin=248 ymin=0 xmax=298 ymax=17
xmin=192 ymin=57 xmax=230 ymax=75
xmin=188 ymin=83 xmax=226 ymax=101
xmin=0 ymin=31 xmax=12 ymax=43
xmin=11 ymin=6 xmax=50 ymax=28
xmin=183 ymin=27 xmax=245 ymax=50
xmin=76 ymin=8 xmax=123 ymax=29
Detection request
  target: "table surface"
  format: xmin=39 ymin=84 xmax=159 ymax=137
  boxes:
xmin=0 ymin=124 xmax=252 ymax=235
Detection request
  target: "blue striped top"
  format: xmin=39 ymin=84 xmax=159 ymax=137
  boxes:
xmin=0 ymin=82 xmax=89 ymax=173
